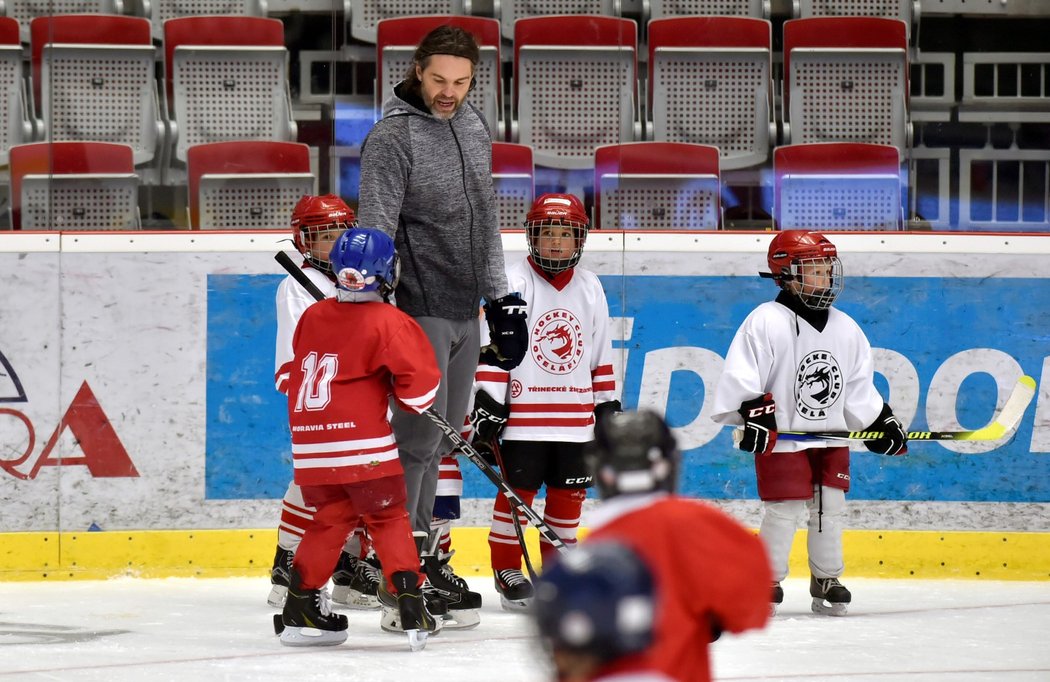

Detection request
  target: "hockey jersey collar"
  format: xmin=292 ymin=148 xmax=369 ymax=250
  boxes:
xmin=526 ymin=257 xmax=575 ymax=291
xmin=775 ymin=289 xmax=829 ymax=333
xmin=586 ymin=492 xmax=669 ymax=532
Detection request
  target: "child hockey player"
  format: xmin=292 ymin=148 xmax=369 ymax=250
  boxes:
xmin=276 ymin=227 xmax=442 ymax=650
xmin=585 ymin=410 xmax=771 ymax=681
xmin=269 ymin=195 xmax=381 ymax=611
xmin=471 ymin=193 xmax=620 ymax=611
xmin=712 ymin=230 xmax=908 ymax=616
xmin=532 ymin=541 xmax=670 ymax=682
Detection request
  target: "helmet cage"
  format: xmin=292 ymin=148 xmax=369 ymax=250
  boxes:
xmin=525 ymin=218 xmax=588 ymax=275
xmin=784 ymin=255 xmax=843 ymax=311
xmin=297 ymin=220 xmax=355 ymax=275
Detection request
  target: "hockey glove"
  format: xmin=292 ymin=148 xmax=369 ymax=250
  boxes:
xmin=479 ymin=293 xmax=528 ymax=370
xmin=470 ymin=390 xmax=508 ymax=467
xmin=737 ymin=393 xmax=777 ymax=455
xmin=593 ymin=399 xmax=622 ymax=424
xmin=863 ymin=403 xmax=908 ymax=456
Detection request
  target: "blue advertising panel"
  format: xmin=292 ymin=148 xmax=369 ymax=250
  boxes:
xmin=205 ymin=273 xmax=1048 ymax=503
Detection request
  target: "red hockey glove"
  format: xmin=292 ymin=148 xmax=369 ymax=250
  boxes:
xmin=737 ymin=393 xmax=777 ymax=455
xmin=479 ymin=293 xmax=528 ymax=370
xmin=863 ymin=403 xmax=908 ymax=456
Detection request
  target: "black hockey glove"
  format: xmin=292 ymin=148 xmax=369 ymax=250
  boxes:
xmin=737 ymin=393 xmax=777 ymax=455
xmin=470 ymin=390 xmax=508 ymax=467
xmin=593 ymin=399 xmax=622 ymax=424
xmin=863 ymin=403 xmax=908 ymax=456
xmin=479 ymin=293 xmax=528 ymax=370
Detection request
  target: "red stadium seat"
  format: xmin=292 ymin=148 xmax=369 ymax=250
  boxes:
xmin=492 ymin=142 xmax=535 ymax=232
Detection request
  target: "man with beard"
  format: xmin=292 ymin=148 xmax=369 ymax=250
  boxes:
xmin=357 ymin=24 xmax=528 ymax=630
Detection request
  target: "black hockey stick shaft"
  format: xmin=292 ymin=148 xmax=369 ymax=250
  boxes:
xmin=274 ymin=250 xmax=568 ymax=555
xmin=423 ymin=408 xmax=568 ymax=554
xmin=275 ymin=251 xmax=327 ymax=301
xmin=493 ymin=441 xmax=539 ymax=580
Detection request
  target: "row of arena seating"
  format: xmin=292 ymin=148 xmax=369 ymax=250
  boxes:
xmin=0 ymin=0 xmax=918 ymax=46
xmin=1 ymin=13 xmax=913 ymax=183
xmin=5 ymin=139 xmax=904 ymax=231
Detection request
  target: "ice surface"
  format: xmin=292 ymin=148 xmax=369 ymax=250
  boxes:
xmin=1 ymin=576 xmax=1047 ymax=681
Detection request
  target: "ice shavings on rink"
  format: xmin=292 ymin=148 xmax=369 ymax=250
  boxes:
xmin=0 ymin=576 xmax=1047 ymax=681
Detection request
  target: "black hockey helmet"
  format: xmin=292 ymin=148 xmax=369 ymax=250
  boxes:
xmin=533 ymin=541 xmax=657 ymax=664
xmin=586 ymin=410 xmax=679 ymax=499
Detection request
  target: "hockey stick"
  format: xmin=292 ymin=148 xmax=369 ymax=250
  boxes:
xmin=491 ymin=440 xmax=539 ymax=581
xmin=423 ymin=408 xmax=568 ymax=555
xmin=274 ymin=250 xmax=569 ymax=555
xmin=732 ymin=375 xmax=1036 ymax=446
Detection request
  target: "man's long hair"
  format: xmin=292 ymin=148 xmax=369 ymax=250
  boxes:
xmin=401 ymin=25 xmax=480 ymax=97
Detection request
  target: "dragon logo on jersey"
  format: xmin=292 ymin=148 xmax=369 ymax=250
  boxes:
xmin=794 ymin=351 xmax=843 ymax=420
xmin=531 ymin=308 xmax=584 ymax=375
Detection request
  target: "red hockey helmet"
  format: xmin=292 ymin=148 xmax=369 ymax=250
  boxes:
xmin=290 ymin=194 xmax=357 ymax=275
xmin=524 ymin=193 xmax=589 ymax=275
xmin=765 ymin=230 xmax=843 ymax=310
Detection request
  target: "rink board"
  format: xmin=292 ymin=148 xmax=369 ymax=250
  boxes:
xmin=1 ymin=527 xmax=1048 ymax=581
xmin=0 ymin=232 xmax=1048 ymax=578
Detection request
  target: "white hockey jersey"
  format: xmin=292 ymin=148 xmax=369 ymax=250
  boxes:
xmin=274 ymin=264 xmax=336 ymax=395
xmin=475 ymin=259 xmax=618 ymax=443
xmin=711 ymin=299 xmax=885 ymax=452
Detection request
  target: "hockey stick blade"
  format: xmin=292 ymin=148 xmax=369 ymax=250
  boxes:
xmin=733 ymin=375 xmax=1036 ymax=445
xmin=422 ymin=408 xmax=569 ymax=554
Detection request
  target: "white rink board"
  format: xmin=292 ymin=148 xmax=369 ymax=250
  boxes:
xmin=0 ymin=232 xmax=1048 ymax=533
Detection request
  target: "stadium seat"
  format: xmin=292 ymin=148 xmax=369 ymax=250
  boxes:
xmin=644 ymin=0 xmax=769 ymax=30
xmin=512 ymin=15 xmax=639 ymax=170
xmin=30 ymin=15 xmax=164 ymax=184
xmin=498 ymin=1 xmax=621 ymax=42
xmin=1 ymin=0 xmax=122 ymax=43
xmin=376 ymin=15 xmax=503 ymax=140
xmin=148 ymin=0 xmax=267 ymax=42
xmin=0 ymin=17 xmax=31 ymax=176
xmin=492 ymin=142 xmax=534 ymax=232
xmin=773 ymin=142 xmax=903 ymax=231
xmin=594 ymin=142 xmax=721 ymax=230
xmin=782 ymin=17 xmax=911 ymax=151
xmin=9 ymin=141 xmax=139 ymax=230
xmin=162 ymin=16 xmax=296 ymax=186
xmin=793 ymin=0 xmax=918 ymax=44
xmin=647 ymin=16 xmax=773 ymax=170
xmin=350 ymin=0 xmax=468 ymax=45
xmin=186 ymin=140 xmax=314 ymax=230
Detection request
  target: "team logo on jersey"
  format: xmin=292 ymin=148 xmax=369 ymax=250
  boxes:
xmin=510 ymin=379 xmax=523 ymax=399
xmin=794 ymin=351 xmax=843 ymax=420
xmin=531 ymin=308 xmax=584 ymax=375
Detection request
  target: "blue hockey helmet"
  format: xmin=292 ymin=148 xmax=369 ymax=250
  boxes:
xmin=329 ymin=227 xmax=399 ymax=299
xmin=533 ymin=542 xmax=658 ymax=663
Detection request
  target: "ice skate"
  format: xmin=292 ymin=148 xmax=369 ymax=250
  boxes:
xmin=267 ymin=545 xmax=294 ymax=608
xmin=349 ymin=552 xmax=383 ymax=609
xmin=770 ymin=581 xmax=784 ymax=616
xmin=494 ymin=568 xmax=534 ymax=612
xmin=810 ymin=575 xmax=851 ymax=616
xmin=378 ymin=571 xmax=443 ymax=650
xmin=276 ymin=573 xmax=348 ymax=647
xmin=330 ymin=550 xmax=357 ymax=605
xmin=422 ymin=550 xmax=482 ymax=629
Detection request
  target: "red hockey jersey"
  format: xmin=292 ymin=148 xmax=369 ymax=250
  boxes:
xmin=287 ymin=298 xmax=440 ymax=486
xmin=587 ymin=494 xmax=771 ymax=682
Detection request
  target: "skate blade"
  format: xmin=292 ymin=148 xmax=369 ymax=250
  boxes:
xmin=499 ymin=595 xmax=532 ymax=613
xmin=405 ymin=629 xmax=428 ymax=652
xmin=380 ymin=607 xmax=445 ymax=635
xmin=267 ymin=585 xmax=288 ymax=609
xmin=440 ymin=608 xmax=480 ymax=630
xmin=811 ymin=598 xmax=849 ymax=616
xmin=279 ymin=626 xmax=348 ymax=647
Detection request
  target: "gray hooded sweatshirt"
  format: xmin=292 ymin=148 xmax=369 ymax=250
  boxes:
xmin=357 ymin=82 xmax=510 ymax=321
